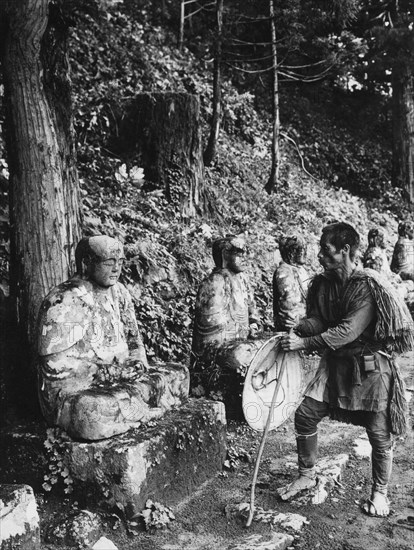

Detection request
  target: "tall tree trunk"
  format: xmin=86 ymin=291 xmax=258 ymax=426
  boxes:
xmin=264 ymin=0 xmax=280 ymax=194
xmin=115 ymin=92 xmax=205 ymax=217
xmin=179 ymin=0 xmax=185 ymax=50
xmin=203 ymin=0 xmax=224 ymax=167
xmin=1 ymin=0 xmax=81 ymax=345
xmin=392 ymin=64 xmax=414 ymax=202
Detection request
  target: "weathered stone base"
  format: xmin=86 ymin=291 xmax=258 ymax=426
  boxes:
xmin=64 ymin=398 xmax=227 ymax=517
xmin=0 ymin=485 xmax=40 ymax=550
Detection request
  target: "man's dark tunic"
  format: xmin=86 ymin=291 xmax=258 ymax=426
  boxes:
xmin=297 ymin=270 xmax=392 ymax=412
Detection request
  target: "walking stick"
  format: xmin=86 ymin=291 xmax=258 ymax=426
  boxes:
xmin=246 ymin=349 xmax=288 ymax=528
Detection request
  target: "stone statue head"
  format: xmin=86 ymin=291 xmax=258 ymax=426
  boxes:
xmin=398 ymin=220 xmax=414 ymax=240
xmin=279 ymin=235 xmax=306 ymax=266
xmin=212 ymin=236 xmax=247 ymax=273
xmin=367 ymin=228 xmax=386 ymax=249
xmin=75 ymin=235 xmax=125 ymax=287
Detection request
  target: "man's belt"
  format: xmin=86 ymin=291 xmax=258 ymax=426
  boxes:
xmin=328 ymin=344 xmax=384 ymax=385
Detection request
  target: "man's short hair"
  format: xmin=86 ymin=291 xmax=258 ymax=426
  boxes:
xmin=322 ymin=222 xmax=360 ymax=261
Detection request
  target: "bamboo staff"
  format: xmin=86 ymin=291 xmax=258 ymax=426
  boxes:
xmin=246 ymin=349 xmax=288 ymax=527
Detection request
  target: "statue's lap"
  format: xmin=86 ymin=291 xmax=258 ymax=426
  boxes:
xmin=51 ymin=363 xmax=190 ymax=441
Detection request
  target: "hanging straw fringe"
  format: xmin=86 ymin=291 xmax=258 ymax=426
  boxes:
xmin=354 ymin=270 xmax=412 ymax=435
xmin=307 ymin=270 xmax=414 ymax=353
xmin=364 ymin=269 xmax=414 ymax=354
xmin=388 ymin=357 xmax=409 ymax=436
xmin=307 ymin=269 xmax=413 ymax=435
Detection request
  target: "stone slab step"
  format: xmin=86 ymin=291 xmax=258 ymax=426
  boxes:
xmin=64 ymin=398 xmax=227 ymax=517
xmin=0 ymin=484 xmax=40 ymax=550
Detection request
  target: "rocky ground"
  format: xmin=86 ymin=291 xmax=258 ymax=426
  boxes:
xmin=34 ymin=353 xmax=414 ymax=550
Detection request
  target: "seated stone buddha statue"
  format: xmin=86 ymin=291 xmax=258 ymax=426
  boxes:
xmin=191 ymin=235 xmax=260 ymax=361
xmin=190 ymin=236 xmax=262 ymax=410
xmin=37 ymin=235 xmax=189 ymax=440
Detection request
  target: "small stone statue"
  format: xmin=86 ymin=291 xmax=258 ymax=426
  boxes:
xmin=191 ymin=236 xmax=260 ymax=358
xmin=362 ymin=227 xmax=411 ymax=301
xmin=37 ymin=235 xmax=189 ymax=440
xmin=273 ymin=235 xmax=310 ymax=332
xmin=363 ymin=228 xmax=392 ymax=276
xmin=391 ymin=220 xmax=414 ymax=281
xmin=190 ymin=236 xmax=261 ymax=407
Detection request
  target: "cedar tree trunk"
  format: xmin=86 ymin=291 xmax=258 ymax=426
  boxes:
xmin=179 ymin=0 xmax=185 ymax=50
xmin=392 ymin=64 xmax=414 ymax=202
xmin=1 ymin=0 xmax=82 ymax=345
xmin=204 ymin=0 xmax=224 ymax=167
xmin=265 ymin=0 xmax=280 ymax=194
xmin=118 ymin=92 xmax=205 ymax=217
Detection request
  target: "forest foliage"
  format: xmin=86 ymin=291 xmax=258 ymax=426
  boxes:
xmin=0 ymin=0 xmax=411 ymax=365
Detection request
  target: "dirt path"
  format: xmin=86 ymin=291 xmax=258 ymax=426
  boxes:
xmin=40 ymin=353 xmax=414 ymax=550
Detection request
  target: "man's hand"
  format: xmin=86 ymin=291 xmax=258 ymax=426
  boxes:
xmin=278 ymin=310 xmax=297 ymax=330
xmin=283 ymin=317 xmax=297 ymax=329
xmin=280 ymin=332 xmax=306 ymax=351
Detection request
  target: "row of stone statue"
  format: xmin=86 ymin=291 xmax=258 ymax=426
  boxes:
xmin=36 ymin=222 xmax=414 ymax=441
xmin=272 ymin=220 xmax=414 ymax=333
xmin=363 ymin=222 xmax=414 ymax=287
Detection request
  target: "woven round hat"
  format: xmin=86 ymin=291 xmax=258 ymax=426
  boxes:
xmin=242 ymin=334 xmax=304 ymax=431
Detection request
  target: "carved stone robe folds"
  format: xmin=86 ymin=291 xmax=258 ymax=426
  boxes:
xmin=191 ymin=268 xmax=259 ymax=359
xmin=391 ymin=236 xmax=414 ymax=281
xmin=37 ymin=277 xmax=189 ymax=440
xmin=273 ymin=261 xmax=310 ymax=332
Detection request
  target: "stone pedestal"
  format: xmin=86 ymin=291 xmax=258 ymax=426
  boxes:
xmin=64 ymin=398 xmax=227 ymax=517
xmin=0 ymin=485 xmax=40 ymax=550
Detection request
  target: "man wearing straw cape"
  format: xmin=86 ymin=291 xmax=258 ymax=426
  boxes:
xmin=280 ymin=222 xmax=413 ymax=518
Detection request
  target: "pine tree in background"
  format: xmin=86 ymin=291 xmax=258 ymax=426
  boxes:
xmin=359 ymin=0 xmax=414 ymax=201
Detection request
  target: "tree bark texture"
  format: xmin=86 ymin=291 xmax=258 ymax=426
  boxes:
xmin=117 ymin=92 xmax=205 ymax=216
xmin=179 ymin=0 xmax=185 ymax=50
xmin=203 ymin=0 xmax=224 ymax=167
xmin=392 ymin=64 xmax=414 ymax=203
xmin=265 ymin=0 xmax=280 ymax=195
xmin=2 ymin=0 xmax=81 ymax=344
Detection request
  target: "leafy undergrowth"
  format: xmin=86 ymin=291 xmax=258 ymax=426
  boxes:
xmin=1 ymin=3 xmax=413 ymax=548
xmin=0 ymin=0 xmax=407 ymax=365
xmin=60 ymin=1 xmax=406 ymax=365
xmin=79 ymin=128 xmax=401 ymax=363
